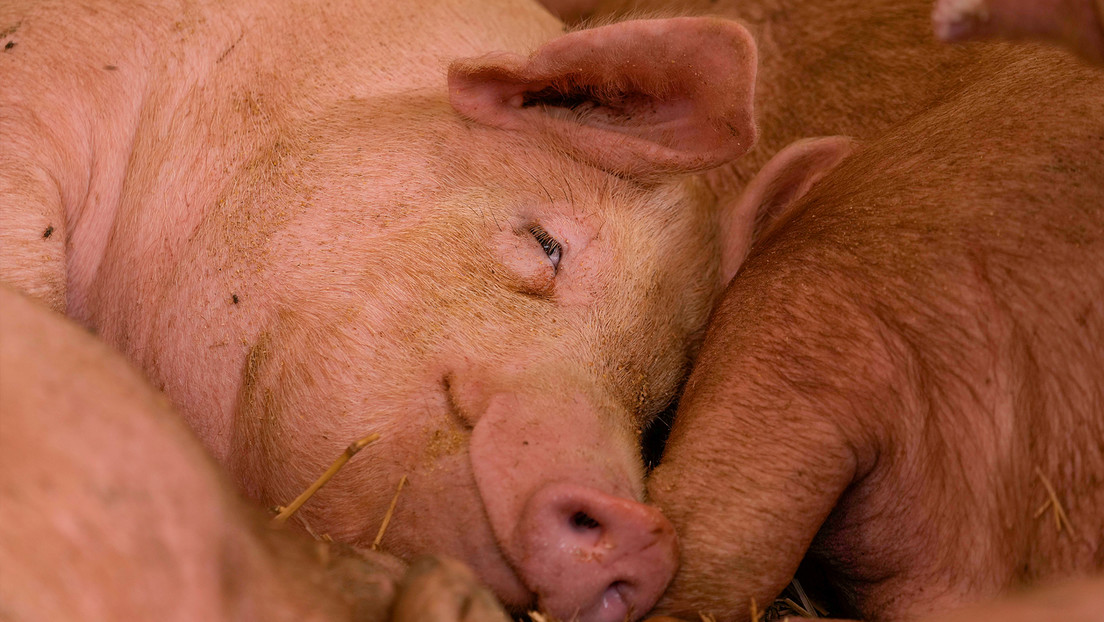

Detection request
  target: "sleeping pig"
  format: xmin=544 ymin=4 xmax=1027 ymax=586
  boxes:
xmin=0 ymin=0 xmax=763 ymax=619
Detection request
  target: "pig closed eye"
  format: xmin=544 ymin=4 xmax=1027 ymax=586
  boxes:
xmin=528 ymin=224 xmax=562 ymax=272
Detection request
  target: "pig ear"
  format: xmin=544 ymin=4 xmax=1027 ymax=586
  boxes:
xmin=448 ymin=18 xmax=758 ymax=178
xmin=720 ymin=136 xmax=856 ymax=283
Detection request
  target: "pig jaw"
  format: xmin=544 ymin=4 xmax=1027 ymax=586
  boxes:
xmin=464 ymin=385 xmax=679 ymax=622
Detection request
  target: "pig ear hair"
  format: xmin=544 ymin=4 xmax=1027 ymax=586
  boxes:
xmin=448 ymin=17 xmax=758 ymax=179
xmin=720 ymin=136 xmax=856 ymax=283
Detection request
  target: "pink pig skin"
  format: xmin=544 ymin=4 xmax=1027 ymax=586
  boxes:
xmin=0 ymin=1 xmax=764 ymax=620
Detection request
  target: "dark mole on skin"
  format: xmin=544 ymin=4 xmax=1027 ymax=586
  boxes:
xmin=104 ymin=64 xmax=118 ymax=70
xmin=232 ymin=294 xmax=240 ymax=304
xmin=42 ymin=226 xmax=54 ymax=239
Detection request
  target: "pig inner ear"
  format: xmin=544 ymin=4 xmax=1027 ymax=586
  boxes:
xmin=448 ymin=17 xmax=758 ymax=179
xmin=719 ymin=136 xmax=856 ymax=283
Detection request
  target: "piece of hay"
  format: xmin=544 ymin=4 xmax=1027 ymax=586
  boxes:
xmin=371 ymin=474 xmax=408 ymax=550
xmin=1034 ymin=466 xmax=1074 ymax=535
xmin=270 ymin=432 xmax=380 ymax=528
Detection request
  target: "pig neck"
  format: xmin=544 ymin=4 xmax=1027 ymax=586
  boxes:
xmin=68 ymin=0 xmax=560 ymax=460
xmin=696 ymin=0 xmax=998 ymax=200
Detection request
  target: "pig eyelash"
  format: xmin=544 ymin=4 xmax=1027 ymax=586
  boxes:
xmin=528 ymin=224 xmax=562 ymax=273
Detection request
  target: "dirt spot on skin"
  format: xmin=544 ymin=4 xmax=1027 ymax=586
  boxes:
xmin=423 ymin=428 xmax=465 ymax=465
xmin=240 ymin=332 xmax=277 ymax=423
xmin=1 ymin=21 xmax=18 ymax=51
xmin=216 ymin=31 xmax=244 ymax=63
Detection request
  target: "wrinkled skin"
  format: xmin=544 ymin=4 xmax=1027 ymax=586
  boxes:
xmin=0 ymin=1 xmax=764 ymax=620
xmin=933 ymin=0 xmax=1104 ymax=63
xmin=0 ymin=284 xmax=513 ymax=622
xmin=644 ymin=44 xmax=1104 ymax=622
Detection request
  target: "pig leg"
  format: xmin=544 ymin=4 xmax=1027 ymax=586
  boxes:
xmin=933 ymin=0 xmax=1104 ymax=64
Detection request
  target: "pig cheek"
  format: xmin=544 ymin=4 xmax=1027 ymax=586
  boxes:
xmin=282 ymin=389 xmax=532 ymax=609
xmin=374 ymin=435 xmax=534 ymax=609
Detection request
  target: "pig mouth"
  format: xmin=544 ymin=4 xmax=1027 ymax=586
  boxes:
xmin=437 ymin=374 xmax=537 ymax=610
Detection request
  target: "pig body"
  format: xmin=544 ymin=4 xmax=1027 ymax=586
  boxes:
xmin=0 ymin=1 xmax=763 ymax=619
xmin=645 ymin=44 xmax=1104 ymax=621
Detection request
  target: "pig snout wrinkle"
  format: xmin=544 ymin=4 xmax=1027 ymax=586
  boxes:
xmin=516 ymin=483 xmax=678 ymax=622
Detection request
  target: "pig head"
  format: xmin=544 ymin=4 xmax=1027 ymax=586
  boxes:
xmin=0 ymin=7 xmax=763 ymax=621
xmin=216 ymin=20 xmax=758 ymax=622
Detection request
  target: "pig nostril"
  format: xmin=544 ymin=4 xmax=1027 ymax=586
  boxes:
xmin=571 ymin=510 xmax=601 ymax=531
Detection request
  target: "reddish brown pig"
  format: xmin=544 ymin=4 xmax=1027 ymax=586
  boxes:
xmin=642 ymin=42 xmax=1104 ymax=622
xmin=0 ymin=1 xmax=765 ymax=619
xmin=933 ymin=0 xmax=1104 ymax=63
xmin=0 ymin=284 xmax=514 ymax=621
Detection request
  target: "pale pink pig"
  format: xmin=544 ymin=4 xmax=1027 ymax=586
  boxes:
xmin=0 ymin=1 xmax=764 ymax=620
xmin=642 ymin=38 xmax=1104 ymax=622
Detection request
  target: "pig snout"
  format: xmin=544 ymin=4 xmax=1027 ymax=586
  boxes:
xmin=516 ymin=482 xmax=678 ymax=622
xmin=459 ymin=379 xmax=678 ymax=622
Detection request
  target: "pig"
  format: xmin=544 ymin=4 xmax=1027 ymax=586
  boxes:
xmin=0 ymin=0 xmax=765 ymax=619
xmin=933 ymin=0 xmax=1104 ymax=64
xmin=0 ymin=283 xmax=514 ymax=622
xmin=641 ymin=37 xmax=1104 ymax=622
